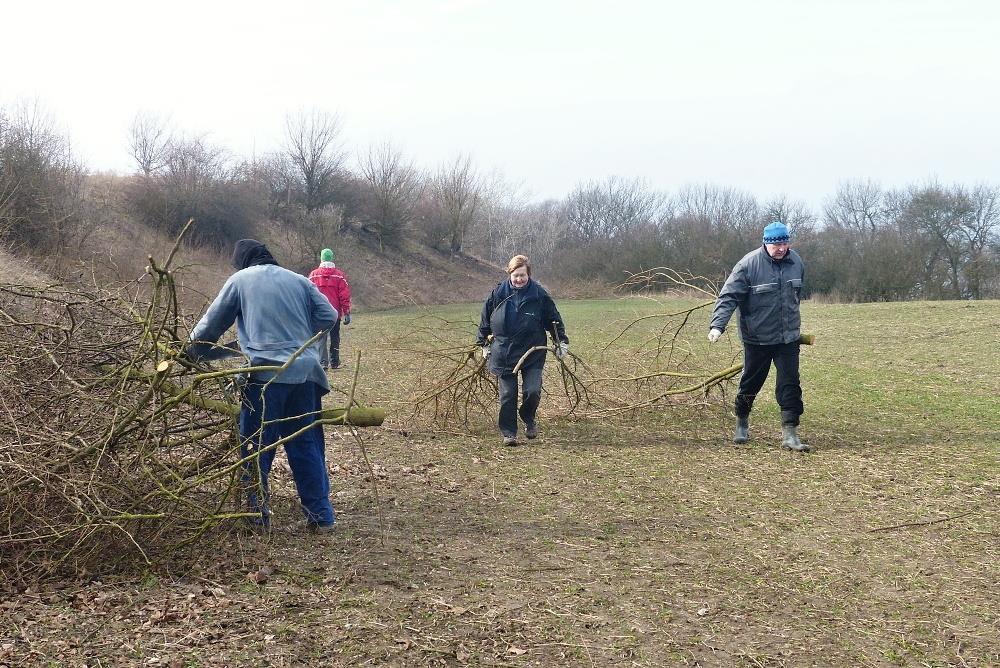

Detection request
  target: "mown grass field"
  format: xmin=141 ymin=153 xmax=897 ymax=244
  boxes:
xmin=3 ymin=298 xmax=998 ymax=667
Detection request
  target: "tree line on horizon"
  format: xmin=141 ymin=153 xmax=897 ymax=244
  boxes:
xmin=1 ymin=101 xmax=998 ymax=300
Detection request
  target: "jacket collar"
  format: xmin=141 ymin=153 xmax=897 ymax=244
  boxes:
xmin=500 ymin=277 xmax=536 ymax=297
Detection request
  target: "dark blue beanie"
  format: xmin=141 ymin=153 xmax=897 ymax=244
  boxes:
xmin=762 ymin=222 xmax=790 ymax=244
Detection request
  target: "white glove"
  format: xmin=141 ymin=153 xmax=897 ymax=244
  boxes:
xmin=481 ymin=345 xmax=491 ymax=360
xmin=708 ymin=328 xmax=722 ymax=343
xmin=556 ymin=342 xmax=569 ymax=359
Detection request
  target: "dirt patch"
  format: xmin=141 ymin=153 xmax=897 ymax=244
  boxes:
xmin=3 ymin=418 xmax=997 ymax=667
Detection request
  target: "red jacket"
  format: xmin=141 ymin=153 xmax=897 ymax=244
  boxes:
xmin=308 ymin=264 xmax=351 ymax=316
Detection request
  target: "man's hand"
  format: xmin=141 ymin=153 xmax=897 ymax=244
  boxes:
xmin=481 ymin=345 xmax=491 ymax=360
xmin=555 ymin=342 xmax=569 ymax=359
xmin=708 ymin=328 xmax=722 ymax=343
xmin=343 ymin=313 xmax=352 ymax=325
xmin=184 ymin=339 xmax=241 ymax=363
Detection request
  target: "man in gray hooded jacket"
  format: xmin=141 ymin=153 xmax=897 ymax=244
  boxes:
xmin=188 ymin=239 xmax=340 ymax=531
xmin=708 ymin=222 xmax=809 ymax=452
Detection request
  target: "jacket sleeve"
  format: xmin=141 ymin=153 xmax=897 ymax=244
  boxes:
xmin=308 ymin=281 xmax=338 ymax=331
xmin=339 ymin=272 xmax=352 ymax=315
xmin=543 ymin=292 xmax=568 ymax=344
xmin=187 ymin=278 xmax=241 ymax=360
xmin=476 ymin=291 xmax=494 ymax=346
xmin=710 ymin=261 xmax=748 ymax=332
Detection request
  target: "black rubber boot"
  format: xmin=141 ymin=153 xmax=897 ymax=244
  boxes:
xmin=733 ymin=416 xmax=749 ymax=444
xmin=781 ymin=424 xmax=810 ymax=452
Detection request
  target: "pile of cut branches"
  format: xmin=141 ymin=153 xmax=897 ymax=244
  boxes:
xmin=0 ymin=228 xmax=381 ymax=584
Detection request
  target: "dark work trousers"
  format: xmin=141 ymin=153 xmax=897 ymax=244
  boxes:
xmin=497 ymin=365 xmax=544 ymax=437
xmin=240 ymin=380 xmax=334 ymax=527
xmin=321 ymin=319 xmax=342 ymax=368
xmin=735 ymin=342 xmax=803 ymax=426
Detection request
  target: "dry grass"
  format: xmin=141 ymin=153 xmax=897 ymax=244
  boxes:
xmin=0 ymin=248 xmax=51 ymax=287
xmin=1 ymin=297 xmax=998 ymax=667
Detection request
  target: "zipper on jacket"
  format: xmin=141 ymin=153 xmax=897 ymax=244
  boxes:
xmin=777 ymin=261 xmax=783 ymax=340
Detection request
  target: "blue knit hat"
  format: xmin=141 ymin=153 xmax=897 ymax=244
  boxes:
xmin=762 ymin=222 xmax=790 ymax=244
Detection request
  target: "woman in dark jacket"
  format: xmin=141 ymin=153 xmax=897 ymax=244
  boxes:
xmin=476 ymin=255 xmax=569 ymax=446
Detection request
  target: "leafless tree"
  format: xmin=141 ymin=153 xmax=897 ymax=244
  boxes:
xmin=473 ymin=170 xmax=530 ymax=262
xmin=822 ymin=179 xmax=892 ymax=239
xmin=898 ymin=182 xmax=974 ymax=298
xmin=163 ymin=134 xmax=229 ymax=193
xmin=285 ymin=109 xmax=345 ymax=213
xmin=0 ymin=110 xmax=15 ymax=238
xmin=564 ymin=176 xmax=665 ymax=241
xmin=357 ymin=142 xmax=423 ymax=249
xmin=431 ymin=154 xmax=482 ymax=253
xmin=955 ymin=184 xmax=1000 ymax=299
xmin=128 ymin=112 xmax=172 ymax=177
xmin=0 ymin=100 xmax=87 ymax=251
xmin=672 ymin=183 xmax=759 ymax=235
xmin=656 ymin=184 xmax=761 ymax=278
xmin=761 ymin=195 xmax=816 ymax=236
xmin=126 ymin=133 xmax=263 ymax=248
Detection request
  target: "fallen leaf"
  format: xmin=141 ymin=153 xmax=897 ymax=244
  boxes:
xmin=248 ymin=568 xmax=270 ymax=585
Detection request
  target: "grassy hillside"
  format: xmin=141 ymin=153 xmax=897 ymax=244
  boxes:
xmin=2 ymin=298 xmax=997 ymax=667
xmin=0 ymin=248 xmax=52 ymax=286
xmin=41 ymin=217 xmax=507 ymax=312
xmin=272 ymin=231 xmax=509 ymax=310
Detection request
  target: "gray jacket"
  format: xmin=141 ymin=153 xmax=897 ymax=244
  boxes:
xmin=710 ymin=246 xmax=804 ymax=346
xmin=189 ymin=265 xmax=338 ymax=390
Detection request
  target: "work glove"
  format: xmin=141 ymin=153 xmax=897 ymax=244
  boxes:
xmin=555 ymin=342 xmax=569 ymax=359
xmin=481 ymin=345 xmax=491 ymax=360
xmin=343 ymin=313 xmax=352 ymax=325
xmin=184 ymin=339 xmax=241 ymax=363
xmin=708 ymin=328 xmax=722 ymax=343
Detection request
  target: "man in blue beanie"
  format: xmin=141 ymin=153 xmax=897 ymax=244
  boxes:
xmin=708 ymin=222 xmax=809 ymax=452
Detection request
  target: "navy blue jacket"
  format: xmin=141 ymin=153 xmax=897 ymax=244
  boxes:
xmin=477 ymin=279 xmax=568 ymax=375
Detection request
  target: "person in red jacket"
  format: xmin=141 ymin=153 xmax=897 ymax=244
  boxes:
xmin=308 ymin=248 xmax=352 ymax=369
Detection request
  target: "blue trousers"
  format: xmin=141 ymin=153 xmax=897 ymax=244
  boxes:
xmin=497 ymin=365 xmax=544 ymax=437
xmin=239 ymin=380 xmax=334 ymax=526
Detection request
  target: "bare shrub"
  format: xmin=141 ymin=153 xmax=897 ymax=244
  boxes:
xmin=0 ymin=101 xmax=88 ymax=252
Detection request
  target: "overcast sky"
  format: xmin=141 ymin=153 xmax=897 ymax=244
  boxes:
xmin=4 ymin=0 xmax=999 ymax=211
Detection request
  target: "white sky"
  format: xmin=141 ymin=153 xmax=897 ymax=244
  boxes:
xmin=4 ymin=0 xmax=999 ymax=210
